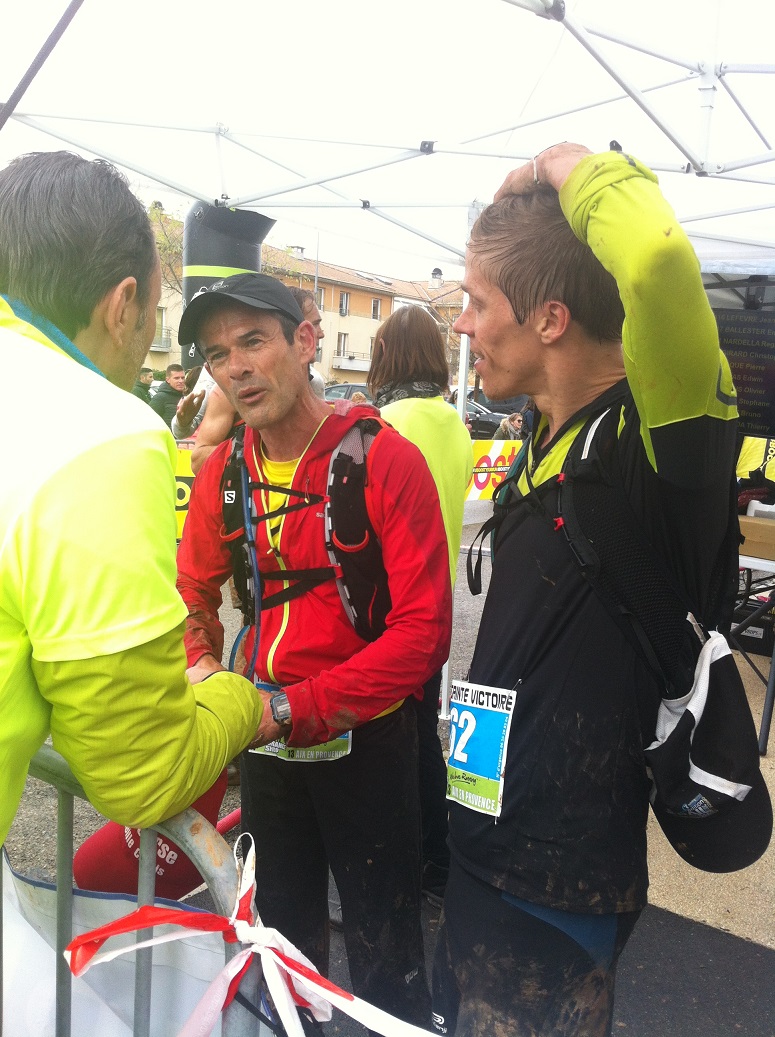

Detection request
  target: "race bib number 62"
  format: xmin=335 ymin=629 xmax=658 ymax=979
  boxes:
xmin=446 ymin=680 xmax=517 ymax=819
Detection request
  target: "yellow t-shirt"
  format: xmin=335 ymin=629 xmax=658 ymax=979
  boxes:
xmin=378 ymin=395 xmax=474 ymax=584
xmin=258 ymin=450 xmax=299 ymax=550
xmin=0 ymin=301 xmax=261 ymax=842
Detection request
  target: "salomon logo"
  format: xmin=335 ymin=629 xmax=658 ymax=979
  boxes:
xmin=224 ymin=490 xmax=236 ymax=504
xmin=193 ymin=280 xmax=225 ymax=298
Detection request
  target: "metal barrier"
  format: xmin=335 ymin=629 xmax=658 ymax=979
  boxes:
xmin=3 ymin=745 xmax=263 ymax=1037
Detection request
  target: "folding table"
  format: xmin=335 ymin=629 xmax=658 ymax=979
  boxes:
xmin=732 ymin=554 xmax=775 ymax=755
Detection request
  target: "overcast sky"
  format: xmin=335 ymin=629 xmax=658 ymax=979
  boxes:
xmin=3 ymin=0 xmax=775 ymax=280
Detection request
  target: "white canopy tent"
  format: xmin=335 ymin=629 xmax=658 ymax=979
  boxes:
xmin=3 ymin=0 xmax=775 ymax=284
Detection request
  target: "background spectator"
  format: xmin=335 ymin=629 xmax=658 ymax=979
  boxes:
xmin=131 ymin=366 xmax=154 ymax=405
xmin=150 ymin=362 xmax=186 ymax=427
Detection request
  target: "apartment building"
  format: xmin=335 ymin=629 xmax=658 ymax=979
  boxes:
xmin=147 ymin=287 xmax=184 ymax=372
xmin=262 ymin=246 xmax=463 ymax=383
xmin=141 ymin=216 xmax=463 ymax=381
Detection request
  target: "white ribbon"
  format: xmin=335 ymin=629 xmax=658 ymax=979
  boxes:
xmin=68 ymin=835 xmax=435 ymax=1036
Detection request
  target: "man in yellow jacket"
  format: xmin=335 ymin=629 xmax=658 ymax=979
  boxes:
xmin=0 ymin=151 xmax=262 ymax=846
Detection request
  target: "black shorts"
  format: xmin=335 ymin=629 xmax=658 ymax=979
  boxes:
xmin=432 ymin=859 xmax=640 ymax=1037
xmin=240 ymin=700 xmax=430 ymax=1028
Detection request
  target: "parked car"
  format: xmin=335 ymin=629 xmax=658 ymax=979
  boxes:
xmin=324 ymin=382 xmax=373 ymax=402
xmin=324 ymin=384 xmax=502 ymax=439
xmin=465 ymin=399 xmax=510 ymax=440
xmin=450 ymin=385 xmax=529 ymax=415
xmin=472 ymin=390 xmax=529 ymax=414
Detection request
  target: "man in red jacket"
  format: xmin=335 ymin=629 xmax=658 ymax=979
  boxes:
xmin=176 ymin=273 xmax=452 ymax=1027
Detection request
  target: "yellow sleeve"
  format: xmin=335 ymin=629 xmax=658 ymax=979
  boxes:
xmin=560 ymin=152 xmax=737 ymax=467
xmin=33 ymin=622 xmax=261 ymax=827
xmin=15 ymin=423 xmax=261 ymax=827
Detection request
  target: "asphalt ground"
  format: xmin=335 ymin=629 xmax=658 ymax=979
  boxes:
xmin=5 ymin=503 xmax=774 ymax=1035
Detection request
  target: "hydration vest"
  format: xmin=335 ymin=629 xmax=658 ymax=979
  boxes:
xmin=468 ymin=385 xmax=739 ymax=696
xmin=220 ymin=418 xmax=391 ymax=643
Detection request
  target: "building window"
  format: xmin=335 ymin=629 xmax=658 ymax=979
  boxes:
xmin=371 ymin=298 xmax=381 ymax=321
xmin=339 ymin=291 xmax=350 ymax=317
xmin=151 ymin=306 xmax=171 ymax=351
xmin=315 ymin=286 xmax=325 ymax=311
xmin=336 ymin=332 xmax=349 ymax=356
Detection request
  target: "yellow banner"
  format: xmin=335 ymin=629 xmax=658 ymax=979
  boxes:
xmin=466 ymin=440 xmax=523 ymax=502
xmin=175 ymin=442 xmax=195 ymax=540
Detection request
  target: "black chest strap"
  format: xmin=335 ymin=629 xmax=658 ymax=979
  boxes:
xmin=556 ymin=398 xmax=739 ymax=697
xmin=221 ymin=418 xmax=391 ymax=643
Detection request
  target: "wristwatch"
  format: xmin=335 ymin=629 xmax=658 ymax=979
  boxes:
xmin=269 ymin=691 xmax=293 ymax=729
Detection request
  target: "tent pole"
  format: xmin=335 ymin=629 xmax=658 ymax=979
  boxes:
xmin=682 ymin=202 xmax=775 ymax=224
xmin=718 ymin=151 xmax=775 ymax=175
xmin=11 ymin=114 xmax=210 ymax=201
xmin=698 ymin=64 xmax=718 ymax=168
xmin=12 ymin=111 xmax=220 ymax=134
xmin=463 ymin=76 xmax=689 ymax=145
xmin=719 ymin=78 xmax=771 ymax=150
xmin=688 ymin=230 xmax=775 ymax=251
xmin=558 ymin=14 xmax=705 ymax=169
xmin=215 ymin=124 xmax=228 ymax=202
xmin=225 ymin=128 xmax=465 ymax=257
xmin=581 ymin=21 xmax=697 ymax=71
xmin=229 ymin=149 xmax=423 ymax=207
xmin=366 ymin=209 xmax=464 ymax=260
xmin=0 ymin=0 xmax=86 ymax=134
xmin=501 ymin=0 xmax=706 ymax=170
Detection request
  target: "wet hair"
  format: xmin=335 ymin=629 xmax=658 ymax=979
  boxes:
xmin=0 ymin=151 xmax=157 ymax=341
xmin=288 ymin=286 xmax=316 ymax=314
xmin=468 ymin=187 xmax=624 ymax=343
xmin=367 ymin=305 xmax=450 ymax=394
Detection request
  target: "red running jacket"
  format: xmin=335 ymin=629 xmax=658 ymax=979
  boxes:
xmin=176 ymin=404 xmax=453 ymax=747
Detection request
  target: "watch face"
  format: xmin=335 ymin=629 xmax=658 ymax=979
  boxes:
xmin=271 ymin=693 xmax=292 ymax=724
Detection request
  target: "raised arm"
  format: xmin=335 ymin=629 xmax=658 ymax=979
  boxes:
xmin=495 ymin=144 xmax=737 ymax=479
xmin=191 ymin=385 xmax=238 ymax=475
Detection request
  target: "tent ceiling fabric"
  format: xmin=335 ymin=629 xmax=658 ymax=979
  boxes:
xmin=3 ymin=0 xmax=775 ymax=279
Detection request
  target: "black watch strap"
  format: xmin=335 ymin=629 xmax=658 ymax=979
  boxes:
xmin=270 ymin=691 xmax=292 ymax=726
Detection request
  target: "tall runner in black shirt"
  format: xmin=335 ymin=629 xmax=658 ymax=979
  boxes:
xmin=431 ymin=143 xmax=739 ymax=1037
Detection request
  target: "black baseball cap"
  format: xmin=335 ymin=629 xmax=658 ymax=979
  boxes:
xmin=651 ymin=768 xmax=772 ymax=873
xmin=178 ymin=272 xmax=304 ymax=346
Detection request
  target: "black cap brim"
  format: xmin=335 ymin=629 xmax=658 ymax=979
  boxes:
xmin=178 ymin=289 xmax=302 ymax=346
xmin=651 ymin=770 xmax=772 ymax=873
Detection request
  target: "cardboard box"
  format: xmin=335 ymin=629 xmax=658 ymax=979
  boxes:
xmin=739 ymin=515 xmax=775 ymax=561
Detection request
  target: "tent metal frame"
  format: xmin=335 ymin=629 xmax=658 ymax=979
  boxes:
xmin=6 ymin=0 xmax=775 ymax=265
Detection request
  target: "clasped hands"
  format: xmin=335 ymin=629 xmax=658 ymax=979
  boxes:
xmin=186 ymin=655 xmax=285 ymax=748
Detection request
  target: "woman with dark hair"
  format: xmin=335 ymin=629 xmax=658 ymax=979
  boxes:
xmin=367 ymin=304 xmax=473 ymax=905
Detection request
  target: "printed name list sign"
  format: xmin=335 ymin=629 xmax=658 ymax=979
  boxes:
xmin=715 ymin=308 xmax=775 ymax=437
